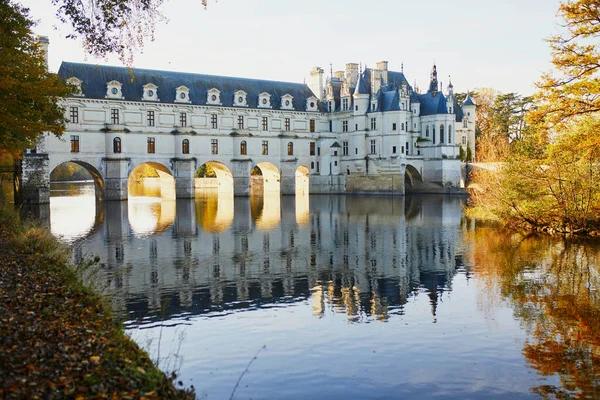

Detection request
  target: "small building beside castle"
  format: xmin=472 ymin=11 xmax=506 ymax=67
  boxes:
xmin=22 ymin=50 xmax=476 ymax=203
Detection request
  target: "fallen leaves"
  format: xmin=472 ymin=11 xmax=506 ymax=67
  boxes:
xmin=0 ymin=211 xmax=194 ymax=399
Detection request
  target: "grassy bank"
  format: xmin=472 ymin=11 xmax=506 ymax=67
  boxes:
xmin=0 ymin=209 xmax=194 ymax=399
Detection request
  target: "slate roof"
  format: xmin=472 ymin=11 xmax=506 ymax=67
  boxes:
xmin=463 ymin=94 xmax=475 ymax=107
xmin=415 ymin=92 xmax=448 ymax=116
xmin=354 ymin=72 xmax=369 ymax=95
xmin=58 ymin=62 xmax=321 ymax=111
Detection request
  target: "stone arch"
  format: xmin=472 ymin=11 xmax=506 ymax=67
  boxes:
xmin=295 ymin=165 xmax=310 ymax=195
xmin=404 ymin=164 xmax=422 ymax=191
xmin=195 ymin=161 xmax=234 ymax=194
xmin=440 ymin=124 xmax=445 ymax=143
xmin=250 ymin=162 xmax=280 ymax=195
xmin=50 ymin=160 xmax=105 ymax=201
xmin=128 ymin=161 xmax=175 ymax=199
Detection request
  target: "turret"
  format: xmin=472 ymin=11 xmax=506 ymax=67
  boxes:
xmin=462 ymin=93 xmax=476 ymax=122
xmin=353 ymin=72 xmax=370 ymax=115
xmin=446 ymin=77 xmax=455 ymax=114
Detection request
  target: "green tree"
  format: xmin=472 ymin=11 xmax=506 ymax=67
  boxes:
xmin=465 ymin=143 xmax=472 ymax=163
xmin=0 ymin=0 xmax=72 ymax=158
xmin=459 ymin=144 xmax=465 ymax=162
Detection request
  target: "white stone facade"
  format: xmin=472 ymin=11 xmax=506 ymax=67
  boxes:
xmin=22 ymin=60 xmax=475 ymax=203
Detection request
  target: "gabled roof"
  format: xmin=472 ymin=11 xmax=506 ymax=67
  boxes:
xmin=58 ymin=62 xmax=320 ymax=111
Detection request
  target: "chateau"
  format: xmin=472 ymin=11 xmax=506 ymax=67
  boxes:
xmin=22 ymin=56 xmax=475 ymax=203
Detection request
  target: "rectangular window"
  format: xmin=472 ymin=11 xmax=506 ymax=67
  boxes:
xmin=392 ymin=123 xmax=397 ymax=131
xmin=310 ymin=119 xmax=315 ymax=133
xmin=147 ymin=137 xmax=155 ymax=154
xmin=342 ymin=98 xmax=348 ymax=111
xmin=370 ymin=118 xmax=376 ymax=130
xmin=238 ymin=115 xmax=244 ymax=129
xmin=317 ymin=147 xmax=320 ymax=156
xmin=463 ymin=118 xmax=468 ymax=128
xmin=262 ymin=140 xmax=269 ymax=155
xmin=311 ymin=161 xmax=314 ymax=169
xmin=329 ymin=121 xmax=332 ymax=132
xmin=355 ymin=124 xmax=358 ymax=131
xmin=70 ymin=135 xmax=79 ymax=153
xmin=310 ymin=142 xmax=315 ymax=156
xmin=316 ymin=161 xmax=320 ymax=173
xmin=370 ymin=139 xmax=376 ymax=155
xmin=211 ymin=114 xmax=218 ymax=129
xmin=401 ymin=145 xmax=404 ymax=154
xmin=462 ymin=136 xmax=467 ymax=146
xmin=69 ymin=107 xmax=78 ymax=124
xmin=392 ymin=146 xmax=397 ymax=154
xmin=147 ymin=110 xmax=155 ymax=126
xmin=355 ymin=148 xmax=358 ymax=155
xmin=211 ymin=139 xmax=218 ymax=155
xmin=342 ymin=121 xmax=348 ymax=133
xmin=111 ymin=109 xmax=119 ymax=125
xmin=401 ymin=122 xmax=405 ymax=131
xmin=180 ymin=112 xmax=187 ymax=127
xmin=262 ymin=117 xmax=268 ymax=131
xmin=406 ymin=142 xmax=409 ymax=154
xmin=334 ymin=161 xmax=338 ymax=166
xmin=342 ymin=141 xmax=348 ymax=156
xmin=285 ymin=118 xmax=291 ymax=131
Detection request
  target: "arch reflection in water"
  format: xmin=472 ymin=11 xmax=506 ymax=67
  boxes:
xmin=195 ymin=190 xmax=234 ymax=233
xmin=128 ymin=197 xmax=175 ymax=237
xmin=74 ymin=195 xmax=465 ymax=324
xmin=49 ymin=181 xmax=101 ymax=243
xmin=250 ymin=193 xmax=281 ymax=231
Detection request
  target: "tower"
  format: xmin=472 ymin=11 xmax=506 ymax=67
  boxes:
xmin=428 ymin=64 xmax=438 ymax=94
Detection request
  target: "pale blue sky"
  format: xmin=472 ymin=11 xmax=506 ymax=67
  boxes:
xmin=22 ymin=0 xmax=562 ymax=95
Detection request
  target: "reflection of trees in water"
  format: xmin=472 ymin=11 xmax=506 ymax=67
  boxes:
xmin=470 ymin=227 xmax=600 ymax=398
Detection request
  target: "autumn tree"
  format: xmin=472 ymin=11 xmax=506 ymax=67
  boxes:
xmin=52 ymin=0 xmax=209 ymax=64
xmin=529 ymin=0 xmax=600 ymax=131
xmin=0 ymin=0 xmax=72 ymax=158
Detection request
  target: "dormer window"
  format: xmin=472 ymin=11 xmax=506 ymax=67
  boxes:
xmin=106 ymin=80 xmax=123 ymax=99
xmin=258 ymin=92 xmax=271 ymax=108
xmin=371 ymin=101 xmax=377 ymax=111
xmin=306 ymin=96 xmax=318 ymax=112
xmin=175 ymin=85 xmax=191 ymax=103
xmin=234 ymin=90 xmax=248 ymax=107
xmin=143 ymin=83 xmax=158 ymax=101
xmin=207 ymin=88 xmax=221 ymax=105
xmin=66 ymin=77 xmax=84 ymax=97
xmin=281 ymin=94 xmax=294 ymax=110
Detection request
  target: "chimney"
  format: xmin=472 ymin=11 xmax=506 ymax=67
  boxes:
xmin=309 ymin=67 xmax=325 ymax=101
xmin=37 ymin=35 xmax=49 ymax=71
xmin=333 ymin=70 xmax=345 ymax=80
xmin=376 ymin=61 xmax=388 ymax=85
xmin=345 ymin=63 xmax=359 ymax=88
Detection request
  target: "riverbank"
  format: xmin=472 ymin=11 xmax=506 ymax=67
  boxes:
xmin=0 ymin=209 xmax=194 ymax=399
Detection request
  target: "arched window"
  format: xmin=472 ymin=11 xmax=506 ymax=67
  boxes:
xmin=240 ymin=140 xmax=247 ymax=155
xmin=182 ymin=139 xmax=190 ymax=154
xmin=448 ymin=125 xmax=452 ymax=144
xmin=287 ymin=142 xmax=294 ymax=156
xmin=432 ymin=126 xmax=436 ymax=144
xmin=113 ymin=137 xmax=121 ymax=153
xmin=440 ymin=124 xmax=445 ymax=143
xmin=425 ymin=125 xmax=429 ymax=137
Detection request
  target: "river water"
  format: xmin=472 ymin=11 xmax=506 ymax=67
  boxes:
xmin=39 ymin=182 xmax=600 ymax=399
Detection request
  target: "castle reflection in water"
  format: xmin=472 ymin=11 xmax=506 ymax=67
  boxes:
xmin=36 ymin=186 xmax=471 ymax=325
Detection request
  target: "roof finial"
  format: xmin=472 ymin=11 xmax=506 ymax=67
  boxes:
xmin=401 ymin=62 xmax=404 ymax=74
xmin=330 ymin=63 xmax=333 ymax=78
